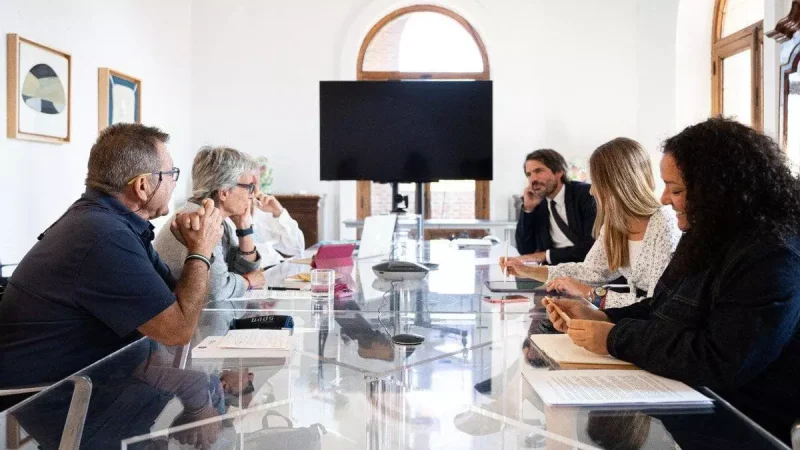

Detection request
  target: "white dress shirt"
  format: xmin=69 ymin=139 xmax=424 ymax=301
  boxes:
xmin=545 ymin=185 xmax=573 ymax=263
xmin=246 ymin=208 xmax=306 ymax=266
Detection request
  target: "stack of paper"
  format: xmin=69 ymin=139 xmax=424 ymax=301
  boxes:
xmin=525 ymin=369 xmax=713 ymax=408
xmin=192 ymin=330 xmax=291 ymax=359
xmin=530 ymin=334 xmax=636 ymax=369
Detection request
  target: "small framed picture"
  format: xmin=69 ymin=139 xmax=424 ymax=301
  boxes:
xmin=6 ymin=33 xmax=72 ymax=143
xmin=98 ymin=68 xmax=141 ymax=131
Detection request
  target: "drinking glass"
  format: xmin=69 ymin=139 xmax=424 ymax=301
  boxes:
xmin=311 ymin=269 xmax=335 ymax=301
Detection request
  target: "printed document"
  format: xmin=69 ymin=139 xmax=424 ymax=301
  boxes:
xmin=528 ymin=370 xmax=713 ymax=407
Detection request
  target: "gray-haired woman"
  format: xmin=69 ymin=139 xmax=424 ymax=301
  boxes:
xmin=154 ymin=146 xmax=266 ymax=313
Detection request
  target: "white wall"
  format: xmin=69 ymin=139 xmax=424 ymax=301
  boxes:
xmin=0 ymin=0 xmax=193 ymax=264
xmin=675 ymin=0 xmax=714 ymax=131
xmin=191 ymin=0 xmax=687 ymax=240
xmin=636 ymin=1 xmax=680 ymax=153
xmin=190 ymin=0 xmax=353 ymax=243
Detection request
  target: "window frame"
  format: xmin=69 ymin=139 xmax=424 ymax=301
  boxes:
xmin=711 ymin=0 xmax=764 ymax=130
xmin=355 ymin=5 xmax=491 ymax=222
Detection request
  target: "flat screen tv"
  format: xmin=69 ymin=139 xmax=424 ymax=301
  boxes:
xmin=319 ymin=81 xmax=492 ymax=182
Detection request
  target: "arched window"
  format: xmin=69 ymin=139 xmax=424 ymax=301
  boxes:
xmin=712 ymin=0 xmax=764 ymax=130
xmin=356 ymin=6 xmax=491 ymax=230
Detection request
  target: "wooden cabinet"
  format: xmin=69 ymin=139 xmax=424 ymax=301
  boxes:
xmin=769 ymin=1 xmax=800 ymax=151
xmin=274 ymin=194 xmax=323 ymax=246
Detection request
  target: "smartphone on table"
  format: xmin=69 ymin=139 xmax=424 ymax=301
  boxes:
xmin=482 ymin=294 xmax=530 ymax=304
xmin=484 ymin=279 xmax=545 ymax=293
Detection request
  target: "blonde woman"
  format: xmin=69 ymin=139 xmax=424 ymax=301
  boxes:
xmin=501 ymin=138 xmax=681 ymax=308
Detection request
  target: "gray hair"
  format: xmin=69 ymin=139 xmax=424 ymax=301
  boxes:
xmin=86 ymin=124 xmax=169 ymax=193
xmin=190 ymin=146 xmax=259 ymax=202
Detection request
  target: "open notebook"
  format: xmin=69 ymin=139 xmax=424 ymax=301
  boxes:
xmin=530 ymin=334 xmax=636 ymax=369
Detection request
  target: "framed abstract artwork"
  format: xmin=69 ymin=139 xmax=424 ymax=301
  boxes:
xmin=6 ymin=34 xmax=72 ymax=143
xmin=98 ymin=68 xmax=141 ymax=131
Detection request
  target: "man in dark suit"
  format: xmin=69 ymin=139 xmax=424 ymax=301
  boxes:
xmin=514 ymin=149 xmax=596 ymax=264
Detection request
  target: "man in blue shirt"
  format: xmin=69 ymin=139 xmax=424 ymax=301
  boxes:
xmin=0 ymin=124 xmax=223 ymax=393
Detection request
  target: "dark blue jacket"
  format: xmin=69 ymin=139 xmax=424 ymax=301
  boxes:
xmin=605 ymin=234 xmax=800 ymax=444
xmin=514 ymin=181 xmax=597 ymax=264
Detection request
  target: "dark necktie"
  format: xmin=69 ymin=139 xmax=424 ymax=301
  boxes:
xmin=550 ymin=200 xmax=579 ymax=244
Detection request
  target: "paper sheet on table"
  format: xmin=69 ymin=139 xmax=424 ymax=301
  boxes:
xmin=217 ymin=329 xmax=291 ymax=349
xmin=526 ymin=369 xmax=713 ymax=407
xmin=192 ymin=336 xmax=290 ymax=359
xmin=531 ymin=334 xmax=634 ymax=367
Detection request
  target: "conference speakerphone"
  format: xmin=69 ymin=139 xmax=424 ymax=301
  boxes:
xmin=372 ymin=260 xmax=430 ymax=281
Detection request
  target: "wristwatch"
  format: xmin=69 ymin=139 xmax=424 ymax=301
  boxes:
xmin=235 ymin=226 xmax=254 ymax=237
xmin=593 ymin=286 xmax=608 ymax=309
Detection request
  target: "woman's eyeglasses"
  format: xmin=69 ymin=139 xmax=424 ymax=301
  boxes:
xmin=236 ymin=183 xmax=256 ymax=195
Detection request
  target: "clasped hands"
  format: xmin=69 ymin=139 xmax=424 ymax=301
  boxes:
xmin=170 ymin=199 xmax=224 ymax=258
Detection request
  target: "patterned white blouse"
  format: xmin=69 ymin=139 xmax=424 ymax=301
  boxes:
xmin=547 ymin=206 xmax=682 ymax=308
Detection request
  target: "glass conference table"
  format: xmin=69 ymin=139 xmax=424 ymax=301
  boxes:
xmin=0 ymin=241 xmax=790 ymax=449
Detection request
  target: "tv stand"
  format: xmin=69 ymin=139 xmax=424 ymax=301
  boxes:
xmin=389 ymin=182 xmax=425 ymax=217
xmin=386 ymin=182 xmax=425 ymax=241
xmin=390 ymin=182 xmax=408 ymax=214
xmin=413 ymin=182 xmax=424 ymax=241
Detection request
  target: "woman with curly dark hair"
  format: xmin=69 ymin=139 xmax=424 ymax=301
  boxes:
xmin=543 ymin=118 xmax=800 ymax=444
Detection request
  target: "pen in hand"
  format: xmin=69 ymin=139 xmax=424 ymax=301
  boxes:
xmin=503 ymin=241 xmax=509 ymax=281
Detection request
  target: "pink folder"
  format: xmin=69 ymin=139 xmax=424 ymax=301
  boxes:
xmin=311 ymin=243 xmax=356 ymax=269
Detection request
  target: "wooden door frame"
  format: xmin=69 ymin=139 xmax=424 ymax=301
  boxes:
xmin=355 ymin=5 xmax=491 ymax=221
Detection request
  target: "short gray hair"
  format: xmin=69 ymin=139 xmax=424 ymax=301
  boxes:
xmin=190 ymin=146 xmax=259 ymax=202
xmin=86 ymin=124 xmax=169 ymax=193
